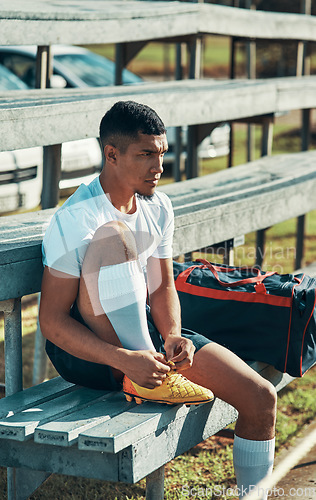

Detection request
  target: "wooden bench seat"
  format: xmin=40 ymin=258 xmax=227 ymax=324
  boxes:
xmin=198 ymin=2 xmax=316 ymax=42
xmin=0 ymin=360 xmax=294 ymax=487
xmin=1 ymin=1 xmax=316 ymax=46
xmin=2 ymin=149 xmax=316 ymax=296
xmin=1 ymin=76 xmax=316 ymax=151
xmin=0 ymin=0 xmax=198 ymax=46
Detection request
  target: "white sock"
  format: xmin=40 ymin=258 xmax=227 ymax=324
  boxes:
xmin=233 ymin=435 xmax=275 ymax=499
xmin=98 ymin=260 xmax=155 ymax=351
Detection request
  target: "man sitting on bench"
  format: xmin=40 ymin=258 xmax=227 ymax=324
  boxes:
xmin=40 ymin=100 xmax=277 ymax=499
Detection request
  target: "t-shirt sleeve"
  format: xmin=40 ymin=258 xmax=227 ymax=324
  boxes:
xmin=152 ymin=194 xmax=174 ymax=259
xmin=42 ymin=209 xmax=92 ymax=277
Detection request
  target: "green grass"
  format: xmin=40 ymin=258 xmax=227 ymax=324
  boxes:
xmin=84 ymin=36 xmax=243 ymax=79
xmin=84 ymin=37 xmax=316 ymax=81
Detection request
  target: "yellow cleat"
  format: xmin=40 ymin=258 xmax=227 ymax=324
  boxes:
xmin=123 ymin=362 xmax=214 ymax=406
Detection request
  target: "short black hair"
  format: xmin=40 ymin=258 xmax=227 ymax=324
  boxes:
xmin=99 ymin=101 xmax=166 ymax=153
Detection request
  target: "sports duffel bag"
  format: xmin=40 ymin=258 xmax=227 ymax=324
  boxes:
xmin=173 ymin=259 xmax=316 ymax=377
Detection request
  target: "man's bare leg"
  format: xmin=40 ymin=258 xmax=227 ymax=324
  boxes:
xmin=76 ymin=220 xmax=164 ymax=385
xmin=178 ymin=343 xmax=276 ymax=499
xmin=179 ymin=342 xmax=276 ymax=439
xmin=77 ymin=220 xmax=137 ymax=346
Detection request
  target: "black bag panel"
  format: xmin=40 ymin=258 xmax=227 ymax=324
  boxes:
xmin=174 ymin=260 xmax=316 ymax=377
xmin=288 ymin=282 xmax=316 ymax=375
xmin=178 ymin=291 xmax=291 ymax=371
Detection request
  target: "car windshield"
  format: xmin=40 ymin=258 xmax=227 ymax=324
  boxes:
xmin=0 ymin=64 xmax=28 ymax=90
xmin=54 ymin=52 xmax=142 ymax=86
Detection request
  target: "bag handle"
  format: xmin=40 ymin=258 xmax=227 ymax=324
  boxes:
xmin=196 ymin=259 xmax=277 ymax=288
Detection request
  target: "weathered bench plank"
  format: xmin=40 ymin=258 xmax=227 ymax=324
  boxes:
xmin=0 ymin=395 xmax=237 ymax=484
xmin=163 ymin=150 xmax=316 ymax=256
xmin=0 ymin=377 xmax=75 ymax=419
xmin=0 ymin=0 xmax=198 ymax=45
xmin=199 ymin=3 xmax=316 ymax=42
xmin=1 ymin=149 xmax=316 ymax=299
xmin=1 ymin=1 xmax=316 ymax=46
xmin=2 ymin=76 xmax=316 ymax=151
xmin=0 ymin=387 xmax=107 ymax=441
xmin=79 ymin=400 xmax=196 ymax=454
xmin=0 ymin=439 xmax=121 ymax=482
xmin=34 ymin=392 xmax=135 ymax=447
xmin=119 ymin=398 xmax=237 ymax=483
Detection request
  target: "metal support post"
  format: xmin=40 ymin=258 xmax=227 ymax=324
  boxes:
xmin=255 ymin=228 xmax=266 ymax=270
xmin=186 ymin=125 xmax=199 ymax=179
xmin=301 ymin=108 xmax=311 ymax=152
xmin=246 ymin=0 xmax=256 ymax=163
xmin=35 ymin=46 xmax=51 ymax=89
xmin=186 ymin=37 xmax=202 ymax=179
xmin=115 ymin=41 xmax=147 ymax=86
xmin=34 ymin=46 xmax=57 ymax=386
xmin=37 ymin=46 xmax=62 ymax=211
xmin=174 ymin=43 xmax=186 ymax=182
xmin=2 ymin=298 xmax=51 ymax=499
xmin=295 ymin=0 xmax=311 ymax=270
xmin=2 ymin=298 xmax=23 ymax=396
xmin=295 ymin=106 xmax=309 ymax=270
xmin=228 ymin=37 xmax=236 ymax=168
xmin=295 ymin=215 xmax=306 ymax=271
xmin=41 ymin=144 xmax=62 ymax=209
xmin=32 ymin=294 xmax=47 ymax=385
xmin=255 ymin=115 xmax=274 ymax=269
xmin=115 ymin=43 xmax=124 ymax=85
xmin=174 ymin=127 xmax=183 ymax=182
xmin=261 ymin=116 xmax=274 ymax=158
xmin=146 ymin=466 xmax=165 ymax=500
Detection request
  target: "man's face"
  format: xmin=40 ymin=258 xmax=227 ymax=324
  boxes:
xmin=115 ymin=133 xmax=168 ymax=197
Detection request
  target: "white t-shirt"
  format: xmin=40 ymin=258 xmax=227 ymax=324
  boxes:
xmin=42 ymin=176 xmax=174 ymax=277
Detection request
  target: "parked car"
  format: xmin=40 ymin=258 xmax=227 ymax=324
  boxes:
xmin=0 ymin=44 xmax=143 ymax=89
xmin=0 ymin=45 xmax=230 ymax=161
xmin=0 ymin=65 xmax=43 ymax=213
xmin=0 ymin=63 xmax=102 ymax=214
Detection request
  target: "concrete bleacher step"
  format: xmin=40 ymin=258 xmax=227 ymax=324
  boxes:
xmin=162 ymin=150 xmax=316 ymax=256
xmin=0 ymin=378 xmax=237 ymax=483
xmin=0 ymin=386 xmax=109 ymax=441
xmin=1 ymin=149 xmax=316 ymax=299
xmin=0 ymin=356 xmax=301 ymax=482
xmin=1 ymin=76 xmax=316 ymax=151
xmin=0 ymin=377 xmax=74 ymax=419
xmin=1 ymin=1 xmax=316 ymax=46
xmin=0 ymin=0 xmax=198 ymax=46
xmin=34 ymin=391 xmax=134 ymax=447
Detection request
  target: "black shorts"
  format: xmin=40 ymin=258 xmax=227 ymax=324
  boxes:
xmin=46 ymin=302 xmax=212 ymax=391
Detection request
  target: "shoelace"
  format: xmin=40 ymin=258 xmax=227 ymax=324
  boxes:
xmin=165 ymin=370 xmax=196 ymax=397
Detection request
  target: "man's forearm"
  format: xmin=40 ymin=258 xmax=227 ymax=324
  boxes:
xmin=40 ymin=311 xmax=171 ymax=388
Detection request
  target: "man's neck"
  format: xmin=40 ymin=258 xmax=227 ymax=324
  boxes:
xmin=99 ymin=173 xmax=136 ymax=214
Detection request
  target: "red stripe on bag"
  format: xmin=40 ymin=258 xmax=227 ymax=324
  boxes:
xmin=299 ymin=288 xmax=316 ymax=376
xmin=283 ymin=275 xmax=305 ymax=374
xmin=175 ymin=276 xmax=292 ymax=307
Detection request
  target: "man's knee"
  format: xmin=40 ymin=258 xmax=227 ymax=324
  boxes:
xmin=247 ymin=379 xmax=277 ymax=423
xmin=88 ymin=220 xmax=138 ymax=268
xmin=259 ymin=380 xmax=277 ymax=410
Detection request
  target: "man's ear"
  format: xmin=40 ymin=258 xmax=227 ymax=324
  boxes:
xmin=104 ymin=145 xmax=117 ymax=165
